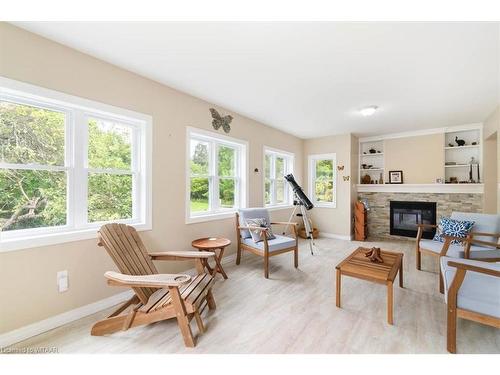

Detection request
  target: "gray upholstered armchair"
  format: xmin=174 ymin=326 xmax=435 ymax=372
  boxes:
xmin=440 ymin=256 xmax=500 ymax=353
xmin=416 ymin=212 xmax=500 ymax=292
xmin=235 ymin=208 xmax=298 ymax=279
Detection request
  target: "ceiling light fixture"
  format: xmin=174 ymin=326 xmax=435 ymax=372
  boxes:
xmin=360 ymin=106 xmax=378 ymax=117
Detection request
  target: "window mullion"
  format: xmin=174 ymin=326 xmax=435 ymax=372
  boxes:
xmin=72 ymin=111 xmax=88 ymax=227
xmin=271 ymin=154 xmax=277 ymax=205
xmin=210 ymin=141 xmax=218 ymax=212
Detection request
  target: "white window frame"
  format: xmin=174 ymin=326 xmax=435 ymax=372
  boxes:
xmin=0 ymin=77 xmax=152 ymax=252
xmin=308 ymin=153 xmax=337 ymax=208
xmin=186 ymin=127 xmax=247 ymax=224
xmin=263 ymin=146 xmax=294 ymax=209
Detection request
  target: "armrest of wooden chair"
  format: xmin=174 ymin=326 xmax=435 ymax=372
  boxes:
xmin=104 ymin=271 xmax=192 ymax=288
xmin=271 ymin=222 xmax=298 ymax=237
xmin=149 ymin=251 xmax=216 ymax=261
xmin=150 ymin=251 xmax=216 ymax=275
xmin=416 ymin=224 xmax=437 ymax=242
xmin=463 ymin=234 xmax=500 ymax=259
xmin=447 ymin=260 xmax=500 ymax=278
xmin=238 ymin=225 xmax=269 ymax=232
xmin=469 ymin=231 xmax=500 ymax=238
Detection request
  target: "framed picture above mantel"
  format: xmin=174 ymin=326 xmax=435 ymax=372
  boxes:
xmin=388 ymin=170 xmax=403 ymax=184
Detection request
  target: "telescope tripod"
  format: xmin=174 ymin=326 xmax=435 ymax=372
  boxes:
xmin=285 ymin=195 xmax=316 ymax=255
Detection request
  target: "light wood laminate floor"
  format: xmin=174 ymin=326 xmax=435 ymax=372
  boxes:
xmin=8 ymin=238 xmax=500 ymax=353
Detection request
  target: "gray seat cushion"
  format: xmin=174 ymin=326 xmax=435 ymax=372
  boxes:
xmin=419 ymin=239 xmax=495 ymax=258
xmin=440 ymin=256 xmax=500 ymax=318
xmin=450 ymin=212 xmax=500 ymax=245
xmin=242 ymin=234 xmax=296 ymax=253
xmin=238 ymin=208 xmax=271 ymax=239
xmin=419 ymin=239 xmax=464 ymax=257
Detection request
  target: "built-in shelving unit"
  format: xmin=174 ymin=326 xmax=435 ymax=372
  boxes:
xmin=444 ymin=126 xmax=482 ymax=184
xmin=357 ymin=123 xmax=484 ymax=192
xmin=359 ymin=140 xmax=384 ymax=184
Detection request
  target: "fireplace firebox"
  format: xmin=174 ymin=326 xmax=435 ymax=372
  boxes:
xmin=390 ymin=201 xmax=436 ymax=239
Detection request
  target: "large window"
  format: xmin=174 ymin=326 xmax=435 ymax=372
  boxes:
xmin=187 ymin=127 xmax=247 ymax=223
xmin=308 ymin=153 xmax=336 ymax=208
xmin=264 ymin=147 xmax=294 ymax=207
xmin=0 ymin=78 xmax=151 ymax=251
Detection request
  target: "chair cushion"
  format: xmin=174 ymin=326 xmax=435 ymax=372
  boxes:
xmin=242 ymin=234 xmax=296 ymax=253
xmin=433 ymin=217 xmax=474 ymax=244
xmin=440 ymin=256 xmax=500 ymax=318
xmin=451 ymin=212 xmax=500 ymax=245
xmin=419 ymin=239 xmax=493 ymax=258
xmin=245 ymin=217 xmax=276 ymax=242
xmin=238 ymin=208 xmax=271 ymax=239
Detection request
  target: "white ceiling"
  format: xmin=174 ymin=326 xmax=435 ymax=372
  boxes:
xmin=13 ymin=22 xmax=500 ymax=139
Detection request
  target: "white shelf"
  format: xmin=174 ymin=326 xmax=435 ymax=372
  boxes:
xmin=357 ymin=183 xmax=484 ymax=194
xmin=444 ymin=145 xmax=479 ymax=150
xmin=359 ymin=139 xmax=385 ymax=184
xmin=445 ymin=164 xmax=479 ymax=168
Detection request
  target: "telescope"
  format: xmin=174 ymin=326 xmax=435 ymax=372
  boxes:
xmin=284 ymin=174 xmax=316 ymax=254
xmin=284 ymin=174 xmax=314 ymax=210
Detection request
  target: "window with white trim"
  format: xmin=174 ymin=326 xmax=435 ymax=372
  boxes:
xmin=309 ymin=153 xmax=336 ymax=208
xmin=187 ymin=128 xmax=247 ymax=223
xmin=264 ymin=147 xmax=294 ymax=207
xmin=0 ymin=78 xmax=151 ymax=250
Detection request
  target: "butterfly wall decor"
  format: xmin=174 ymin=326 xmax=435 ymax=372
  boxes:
xmin=343 ymin=176 xmax=350 ymax=181
xmin=337 ymin=165 xmax=345 ymax=171
xmin=209 ymin=108 xmax=233 ymax=133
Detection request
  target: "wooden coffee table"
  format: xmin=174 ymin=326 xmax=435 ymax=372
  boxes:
xmin=192 ymin=237 xmax=231 ymax=279
xmin=335 ymin=247 xmax=404 ymax=325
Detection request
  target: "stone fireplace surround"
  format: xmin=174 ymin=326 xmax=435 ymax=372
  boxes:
xmin=357 ymin=192 xmax=483 ymax=241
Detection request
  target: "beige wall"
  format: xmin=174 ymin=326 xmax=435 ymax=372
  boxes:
xmin=303 ymin=134 xmax=355 ymax=237
xmin=483 ymin=105 xmax=500 ymax=212
xmin=384 ymin=134 xmax=445 ymax=184
xmin=0 ymin=23 xmax=304 ymax=333
xmin=484 ymin=105 xmax=499 ymax=139
xmin=483 ymin=133 xmax=497 ymax=213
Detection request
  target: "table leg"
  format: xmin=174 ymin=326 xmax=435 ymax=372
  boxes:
xmin=399 ymin=257 xmax=404 ymax=288
xmin=199 ymin=250 xmax=214 ymax=274
xmin=214 ymin=248 xmax=228 ymax=279
xmin=336 ymin=269 xmax=341 ymax=308
xmin=387 ymin=281 xmax=394 ymax=325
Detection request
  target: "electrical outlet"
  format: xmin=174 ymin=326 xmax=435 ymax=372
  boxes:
xmin=57 ymin=270 xmax=68 ymax=293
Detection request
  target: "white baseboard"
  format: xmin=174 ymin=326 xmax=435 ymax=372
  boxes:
xmin=220 ymin=252 xmax=237 ymax=265
xmin=320 ymin=232 xmax=353 ymax=241
xmin=0 ymin=254 xmax=240 ymax=348
xmin=0 ymin=290 xmax=133 ymax=348
xmin=0 ymin=252 xmax=243 ymax=348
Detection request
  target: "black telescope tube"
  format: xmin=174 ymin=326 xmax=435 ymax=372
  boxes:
xmin=284 ymin=173 xmax=314 ymax=210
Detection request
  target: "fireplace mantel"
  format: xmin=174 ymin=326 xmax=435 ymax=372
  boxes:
xmin=356 ymin=183 xmax=484 ymax=194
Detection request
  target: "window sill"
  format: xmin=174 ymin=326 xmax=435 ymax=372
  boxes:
xmin=265 ymin=204 xmax=295 ymax=211
xmin=186 ymin=211 xmax=237 ymax=224
xmin=314 ymin=203 xmax=337 ymax=208
xmin=0 ymin=222 xmax=151 ymax=253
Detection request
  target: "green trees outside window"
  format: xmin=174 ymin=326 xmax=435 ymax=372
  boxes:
xmin=1 ymin=101 xmax=67 ymax=231
xmin=264 ymin=150 xmax=292 ymax=206
xmin=188 ymin=133 xmax=241 ymax=217
xmin=313 ymin=158 xmax=335 ymax=204
xmin=0 ymin=101 xmax=136 ymax=232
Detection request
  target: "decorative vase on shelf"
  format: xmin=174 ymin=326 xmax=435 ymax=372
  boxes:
xmin=369 ymin=148 xmax=376 ymax=154
xmin=379 ymin=173 xmax=383 ymax=184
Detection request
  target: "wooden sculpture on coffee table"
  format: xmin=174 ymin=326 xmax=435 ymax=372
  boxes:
xmin=364 ymin=247 xmax=384 ymax=263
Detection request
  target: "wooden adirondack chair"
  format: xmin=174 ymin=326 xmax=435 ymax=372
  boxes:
xmin=91 ymin=223 xmax=217 ymax=347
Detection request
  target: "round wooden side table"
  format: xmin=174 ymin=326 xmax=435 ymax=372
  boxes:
xmin=191 ymin=237 xmax=231 ymax=279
